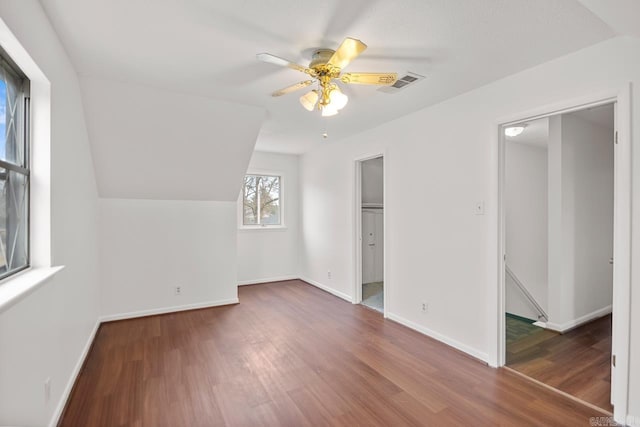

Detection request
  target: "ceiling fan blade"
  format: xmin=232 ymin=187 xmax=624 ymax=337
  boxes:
xmin=271 ymin=80 xmax=314 ymax=97
xmin=327 ymin=38 xmax=367 ymax=70
xmin=257 ymin=53 xmax=310 ymax=74
xmin=340 ymin=72 xmax=398 ymax=85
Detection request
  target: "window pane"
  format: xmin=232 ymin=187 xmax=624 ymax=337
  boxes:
xmin=259 ymin=176 xmax=280 ymax=225
xmin=0 ymin=167 xmax=29 ymax=277
xmin=242 ymin=174 xmax=281 ymax=226
xmin=0 ymin=64 xmax=25 ymax=167
xmin=242 ymin=175 xmax=258 ymax=225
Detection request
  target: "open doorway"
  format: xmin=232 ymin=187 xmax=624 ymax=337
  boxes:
xmin=503 ymin=103 xmax=615 ymax=412
xmin=358 ymin=156 xmax=384 ymax=313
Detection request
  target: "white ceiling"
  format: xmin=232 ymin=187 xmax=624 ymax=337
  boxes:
xmin=38 ymin=0 xmax=618 ymax=154
xmin=577 ymin=0 xmax=640 ymax=39
xmin=506 ymin=118 xmax=548 ymax=148
xmin=81 ymin=77 xmax=264 ymax=201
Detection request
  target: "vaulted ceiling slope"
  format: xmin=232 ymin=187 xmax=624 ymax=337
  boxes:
xmin=41 ymin=0 xmax=618 ymax=155
xmin=577 ymin=0 xmax=640 ymax=39
xmin=80 ymin=77 xmax=264 ymax=201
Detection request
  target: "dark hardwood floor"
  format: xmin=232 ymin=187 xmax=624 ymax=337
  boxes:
xmin=506 ymin=314 xmax=613 ymax=413
xmin=61 ymin=280 xmax=604 ymax=426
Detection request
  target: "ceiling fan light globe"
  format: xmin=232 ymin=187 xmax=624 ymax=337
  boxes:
xmin=300 ymin=90 xmax=319 ymax=111
xmin=321 ymin=104 xmax=339 ymax=117
xmin=330 ymin=90 xmax=348 ymax=110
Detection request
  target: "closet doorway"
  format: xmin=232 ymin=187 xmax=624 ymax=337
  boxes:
xmin=355 ymin=155 xmax=384 ymax=314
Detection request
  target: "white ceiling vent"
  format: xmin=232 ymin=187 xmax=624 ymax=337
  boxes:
xmin=378 ymin=72 xmax=425 ymax=93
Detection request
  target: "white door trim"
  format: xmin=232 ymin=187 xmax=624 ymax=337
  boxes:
xmin=492 ymin=85 xmax=631 ymax=423
xmin=353 ymin=151 xmax=388 ymax=318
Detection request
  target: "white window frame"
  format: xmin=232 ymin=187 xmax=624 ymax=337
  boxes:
xmin=0 ymin=17 xmax=64 ymax=315
xmin=0 ymin=48 xmax=30 ymax=281
xmin=238 ymin=169 xmax=286 ymax=230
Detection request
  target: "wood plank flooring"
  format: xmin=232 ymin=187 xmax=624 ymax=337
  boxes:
xmin=506 ymin=314 xmax=613 ymax=413
xmin=60 ymin=280 xmax=604 ymax=426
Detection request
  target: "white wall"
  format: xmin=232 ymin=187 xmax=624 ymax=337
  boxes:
xmin=547 ymin=111 xmax=614 ymax=328
xmin=505 ymin=140 xmax=548 ymax=320
xmin=99 ymin=199 xmax=238 ymax=318
xmin=299 ymin=36 xmax=640 ymax=419
xmin=0 ymin=1 xmax=100 ymax=426
xmin=237 ymin=151 xmax=299 ymax=284
xmin=506 ymin=111 xmax=614 ymax=327
xmin=566 ymin=112 xmax=614 ymax=319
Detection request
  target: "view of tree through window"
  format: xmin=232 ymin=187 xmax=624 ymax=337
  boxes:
xmin=243 ymin=174 xmax=281 ymax=226
xmin=0 ymin=54 xmax=29 ymax=281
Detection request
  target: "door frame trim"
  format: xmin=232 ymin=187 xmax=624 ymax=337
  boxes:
xmin=492 ymin=84 xmax=631 ymax=423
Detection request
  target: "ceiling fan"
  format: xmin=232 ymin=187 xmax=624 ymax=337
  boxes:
xmin=257 ymin=37 xmax=397 ymax=117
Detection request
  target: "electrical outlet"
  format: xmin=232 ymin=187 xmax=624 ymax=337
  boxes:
xmin=175 ymin=286 xmax=182 ymax=295
xmin=327 ymin=271 xmax=332 ymax=279
xmin=44 ymin=377 xmax=51 ymax=403
xmin=421 ymin=302 xmax=428 ymax=313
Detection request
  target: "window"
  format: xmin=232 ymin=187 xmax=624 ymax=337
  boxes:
xmin=241 ymin=174 xmax=282 ymax=227
xmin=0 ymin=50 xmax=30 ymax=280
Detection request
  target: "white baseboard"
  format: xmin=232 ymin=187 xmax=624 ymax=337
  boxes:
xmin=49 ymin=318 xmax=101 ymax=427
xmin=237 ymin=275 xmax=298 ymax=286
xmin=299 ymin=277 xmax=352 ymax=303
xmin=386 ymin=312 xmax=488 ymax=363
xmin=100 ymin=298 xmax=240 ymax=322
xmin=545 ymin=305 xmax=612 ymax=333
xmin=627 ymin=414 xmax=640 ymax=427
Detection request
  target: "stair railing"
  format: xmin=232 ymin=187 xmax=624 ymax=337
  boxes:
xmin=505 ymin=264 xmax=549 ymax=322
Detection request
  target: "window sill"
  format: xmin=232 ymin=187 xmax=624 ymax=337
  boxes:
xmin=0 ymin=266 xmax=65 ymax=314
xmin=238 ymin=225 xmax=288 ymax=232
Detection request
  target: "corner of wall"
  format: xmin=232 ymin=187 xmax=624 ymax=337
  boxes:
xmin=299 ymin=277 xmax=353 ymax=303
